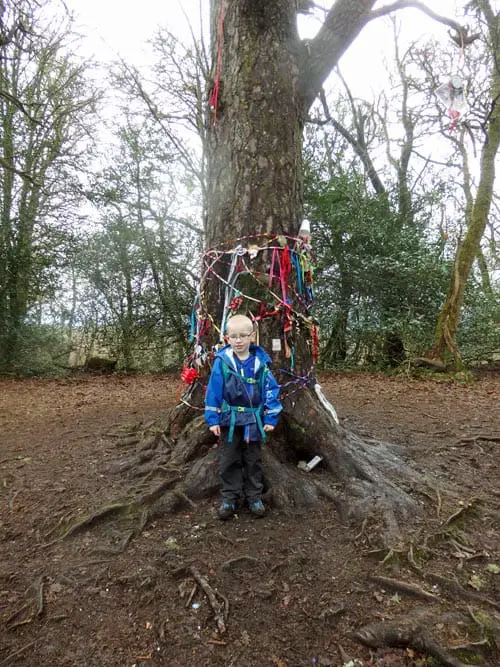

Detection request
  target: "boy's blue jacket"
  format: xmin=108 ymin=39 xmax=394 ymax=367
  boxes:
xmin=205 ymin=344 xmax=283 ymax=442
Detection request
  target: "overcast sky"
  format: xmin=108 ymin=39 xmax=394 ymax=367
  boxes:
xmin=61 ymin=0 xmax=470 ymax=97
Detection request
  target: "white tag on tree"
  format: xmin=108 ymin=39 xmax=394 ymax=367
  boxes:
xmin=272 ymin=338 xmax=282 ymax=351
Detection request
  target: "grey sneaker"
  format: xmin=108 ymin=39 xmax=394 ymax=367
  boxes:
xmin=249 ymin=499 xmax=265 ymax=517
xmin=218 ymin=502 xmax=236 ymax=520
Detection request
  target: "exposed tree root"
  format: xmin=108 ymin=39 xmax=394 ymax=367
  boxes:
xmin=53 ymin=385 xmax=439 ymax=546
xmin=281 ymin=389 xmax=426 ymax=543
xmin=443 ymin=497 xmax=480 ymax=527
xmin=43 ymin=502 xmax=132 ymax=545
xmin=421 ymin=572 xmax=500 ymax=612
xmin=5 ymin=577 xmax=44 ymax=630
xmin=352 ymin=609 xmax=469 ymax=667
xmin=369 ymin=575 xmax=441 ymax=602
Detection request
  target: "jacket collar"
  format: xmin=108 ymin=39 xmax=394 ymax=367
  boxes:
xmin=216 ymin=344 xmax=270 ymax=372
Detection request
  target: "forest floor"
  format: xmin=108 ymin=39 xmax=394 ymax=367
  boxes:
xmin=0 ymin=370 xmax=499 ymax=667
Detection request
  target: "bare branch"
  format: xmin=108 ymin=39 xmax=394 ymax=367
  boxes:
xmin=299 ymin=0 xmax=471 ymax=111
xmin=313 ymin=87 xmax=387 ymax=196
xmin=368 ymin=1 xmax=466 ymax=34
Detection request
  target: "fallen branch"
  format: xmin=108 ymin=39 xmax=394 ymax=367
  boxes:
xmin=188 ymin=565 xmax=228 ymax=635
xmin=370 ymin=575 xmax=440 ymax=602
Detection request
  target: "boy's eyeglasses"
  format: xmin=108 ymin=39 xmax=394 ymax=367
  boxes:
xmin=227 ymin=333 xmax=252 ymax=340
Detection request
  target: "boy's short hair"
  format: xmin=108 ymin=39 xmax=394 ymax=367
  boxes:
xmin=226 ymin=314 xmax=254 ymax=334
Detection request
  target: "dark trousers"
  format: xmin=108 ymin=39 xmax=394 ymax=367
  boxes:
xmin=218 ymin=426 xmax=263 ymax=504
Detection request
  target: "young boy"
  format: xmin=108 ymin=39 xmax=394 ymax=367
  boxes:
xmin=205 ymin=314 xmax=283 ymax=520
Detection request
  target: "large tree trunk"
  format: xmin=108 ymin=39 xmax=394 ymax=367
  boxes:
xmin=81 ymin=1 xmax=472 ymax=544
xmin=164 ymin=0 xmax=423 ymax=543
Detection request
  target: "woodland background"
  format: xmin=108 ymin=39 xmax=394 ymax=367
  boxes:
xmin=0 ymin=0 xmax=498 ymax=376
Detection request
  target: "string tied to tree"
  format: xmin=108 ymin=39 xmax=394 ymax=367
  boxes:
xmin=179 ymin=231 xmax=319 ymax=407
xmin=208 ymin=0 xmax=226 ymax=125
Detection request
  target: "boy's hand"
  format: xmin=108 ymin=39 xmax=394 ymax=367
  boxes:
xmin=263 ymin=424 xmax=275 ymax=432
xmin=209 ymin=425 xmax=221 ymax=437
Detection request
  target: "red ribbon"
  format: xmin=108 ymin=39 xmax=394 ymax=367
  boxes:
xmin=209 ymin=0 xmax=225 ymax=124
xmin=181 ymin=367 xmax=199 ymax=384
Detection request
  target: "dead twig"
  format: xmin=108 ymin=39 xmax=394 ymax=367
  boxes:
xmin=221 ymin=556 xmax=259 ymax=571
xmin=8 ymin=489 xmax=20 ymax=511
xmin=35 ymin=578 xmax=44 ymax=616
xmin=189 ymin=565 xmax=228 ymax=635
xmin=459 ymin=434 xmax=500 ymax=443
xmin=354 ymin=517 xmax=368 ymax=542
xmin=185 ymin=583 xmax=197 ymax=608
xmin=0 ymin=641 xmax=37 ymax=667
xmin=370 ymin=575 xmax=440 ymax=602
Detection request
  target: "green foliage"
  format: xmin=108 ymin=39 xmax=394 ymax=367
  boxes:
xmin=0 ymin=325 xmax=71 ymax=376
xmin=0 ymin=0 xmax=100 ymax=372
xmin=305 ymin=169 xmax=449 ymax=367
xmin=458 ymin=286 xmax=500 ymax=365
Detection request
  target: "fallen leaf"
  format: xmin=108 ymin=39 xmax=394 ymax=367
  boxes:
xmin=469 ymin=575 xmax=484 ymax=591
xmin=271 ymin=657 xmax=287 ymax=667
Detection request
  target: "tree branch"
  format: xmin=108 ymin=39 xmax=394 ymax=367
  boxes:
xmin=313 ymin=88 xmax=387 ymax=196
xmin=368 ymin=1 xmax=467 ymax=36
xmin=299 ymin=0 xmax=470 ymax=111
xmin=300 ymin=0 xmax=377 ymax=110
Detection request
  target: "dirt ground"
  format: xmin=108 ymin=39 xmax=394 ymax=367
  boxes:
xmin=0 ymin=371 xmax=499 ymax=667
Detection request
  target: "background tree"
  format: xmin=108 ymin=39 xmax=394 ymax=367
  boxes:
xmin=0 ymin=0 xmax=99 ymax=372
xmin=78 ymin=117 xmax=201 ymax=369
xmin=424 ymin=1 xmax=500 ymax=366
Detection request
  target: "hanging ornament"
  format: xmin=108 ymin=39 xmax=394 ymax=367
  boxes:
xmin=435 ymin=76 xmax=467 ymax=131
xmin=298 ymin=218 xmax=311 ymax=243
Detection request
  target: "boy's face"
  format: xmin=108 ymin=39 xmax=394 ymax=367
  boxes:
xmin=226 ymin=323 xmax=254 ymax=357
